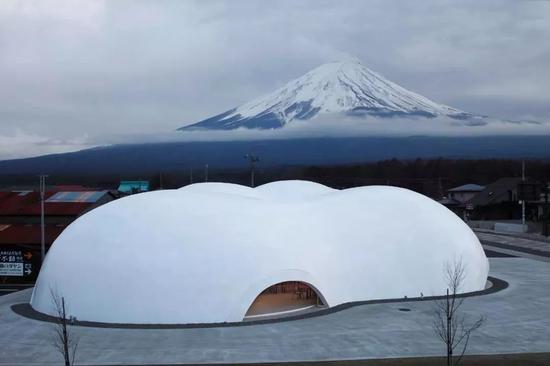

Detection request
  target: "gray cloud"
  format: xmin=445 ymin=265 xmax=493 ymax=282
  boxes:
xmin=0 ymin=0 xmax=549 ymax=158
xmin=94 ymin=115 xmax=550 ymax=148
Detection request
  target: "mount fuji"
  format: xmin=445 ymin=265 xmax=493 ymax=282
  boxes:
xmin=179 ymin=59 xmax=482 ymax=130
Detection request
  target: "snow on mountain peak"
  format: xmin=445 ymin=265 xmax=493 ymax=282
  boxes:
xmin=180 ymin=59 xmax=475 ymax=130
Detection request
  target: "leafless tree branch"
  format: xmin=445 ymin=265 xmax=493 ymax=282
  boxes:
xmin=50 ymin=288 xmax=79 ymax=366
xmin=432 ymin=258 xmax=485 ymax=366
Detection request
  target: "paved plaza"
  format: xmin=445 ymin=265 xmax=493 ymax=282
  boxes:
xmin=1 ymin=234 xmax=550 ymax=365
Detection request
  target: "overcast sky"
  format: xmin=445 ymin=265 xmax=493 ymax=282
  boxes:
xmin=1 ymin=0 xmax=549 ymax=159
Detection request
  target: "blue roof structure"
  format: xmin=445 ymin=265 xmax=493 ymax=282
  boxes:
xmin=447 ymin=184 xmax=485 ymax=192
xmin=46 ymin=191 xmax=108 ymax=203
xmin=118 ymin=181 xmax=150 ymax=194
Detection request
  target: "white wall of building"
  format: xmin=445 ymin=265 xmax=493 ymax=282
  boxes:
xmin=31 ymin=181 xmax=489 ymax=324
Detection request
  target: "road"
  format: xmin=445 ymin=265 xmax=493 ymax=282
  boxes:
xmin=0 ymin=284 xmax=32 ymax=297
xmin=477 ymin=230 xmax=550 ymax=257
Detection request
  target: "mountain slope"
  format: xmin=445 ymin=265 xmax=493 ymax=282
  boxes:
xmin=1 ymin=136 xmax=550 ymax=177
xmin=179 ymin=60 xmax=477 ymax=130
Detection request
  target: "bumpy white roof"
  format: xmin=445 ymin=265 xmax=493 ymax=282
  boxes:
xmin=31 ymin=181 xmax=489 ymax=324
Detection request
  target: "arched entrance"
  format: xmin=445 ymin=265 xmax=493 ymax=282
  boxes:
xmin=244 ymin=281 xmax=325 ymax=319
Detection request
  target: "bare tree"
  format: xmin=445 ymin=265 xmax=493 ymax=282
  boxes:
xmin=50 ymin=289 xmax=79 ymax=366
xmin=433 ymin=258 xmax=484 ymax=366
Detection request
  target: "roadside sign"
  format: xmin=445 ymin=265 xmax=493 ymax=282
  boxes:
xmin=0 ymin=248 xmax=36 ymax=277
xmin=0 ymin=262 xmax=23 ymax=276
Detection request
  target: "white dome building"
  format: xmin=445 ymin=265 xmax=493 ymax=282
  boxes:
xmin=31 ymin=181 xmax=489 ymax=324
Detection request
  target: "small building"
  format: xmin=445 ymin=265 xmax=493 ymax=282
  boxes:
xmin=469 ymin=177 xmax=523 ymax=220
xmin=118 ymin=180 xmax=150 ymax=195
xmin=447 ymin=184 xmax=485 ymax=204
xmin=532 ymin=183 xmax=550 ymax=235
xmin=0 ymin=188 xmax=116 ymax=282
xmin=0 ymin=224 xmax=65 ymax=280
xmin=0 ymin=190 xmax=114 ymax=225
xmin=439 ymin=183 xmax=485 ymax=220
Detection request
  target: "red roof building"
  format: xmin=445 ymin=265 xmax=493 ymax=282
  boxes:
xmin=0 ymin=190 xmax=115 ymax=223
xmin=0 ymin=224 xmax=65 ymax=245
xmin=0 ymin=189 xmax=117 ymax=282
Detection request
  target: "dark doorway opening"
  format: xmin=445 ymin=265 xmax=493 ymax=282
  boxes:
xmin=245 ymin=281 xmax=324 ymax=318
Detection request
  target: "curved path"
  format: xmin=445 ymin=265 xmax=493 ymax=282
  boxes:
xmin=10 ymin=276 xmax=506 ymax=329
xmin=1 ymin=255 xmax=550 ymax=365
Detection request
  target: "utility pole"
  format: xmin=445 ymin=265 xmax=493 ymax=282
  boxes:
xmin=204 ymin=164 xmax=209 ymax=182
xmin=39 ymin=175 xmax=48 ymax=263
xmin=522 ymin=160 xmax=526 ymax=226
xmin=244 ymin=154 xmax=260 ymax=188
xmin=544 ymin=181 xmax=549 ymax=237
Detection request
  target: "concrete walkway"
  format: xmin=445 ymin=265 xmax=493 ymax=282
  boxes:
xmin=477 ymin=230 xmax=550 ymax=256
xmin=1 ymin=256 xmax=550 ymax=365
xmin=474 ymin=228 xmax=550 ymax=244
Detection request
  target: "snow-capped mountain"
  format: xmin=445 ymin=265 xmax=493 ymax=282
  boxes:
xmin=179 ymin=59 xmax=478 ymax=130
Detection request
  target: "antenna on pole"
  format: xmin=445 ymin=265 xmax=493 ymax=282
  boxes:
xmin=244 ymin=154 xmax=260 ymax=188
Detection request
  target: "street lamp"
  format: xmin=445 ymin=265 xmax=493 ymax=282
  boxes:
xmin=543 ymin=181 xmax=549 ymax=237
xmin=244 ymin=154 xmax=260 ymax=188
xmin=39 ymin=174 xmax=48 ymax=263
xmin=522 ymin=160 xmax=526 ymax=226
